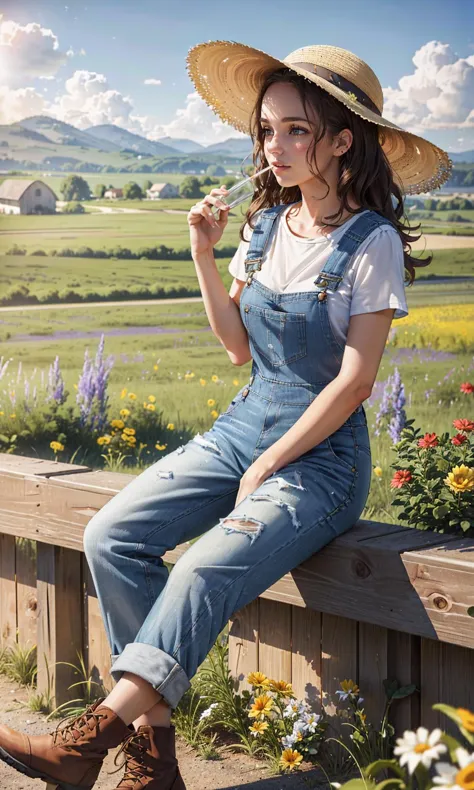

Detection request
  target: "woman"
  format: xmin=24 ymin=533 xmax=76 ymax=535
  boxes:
xmin=0 ymin=42 xmax=451 ymax=790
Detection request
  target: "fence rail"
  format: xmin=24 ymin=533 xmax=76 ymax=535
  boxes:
xmin=1 ymin=453 xmax=473 ymax=737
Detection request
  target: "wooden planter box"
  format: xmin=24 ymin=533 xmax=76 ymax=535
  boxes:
xmin=0 ymin=453 xmax=473 ymax=737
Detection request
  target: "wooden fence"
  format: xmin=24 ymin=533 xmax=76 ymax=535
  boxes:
xmin=1 ymin=452 xmax=473 ymax=738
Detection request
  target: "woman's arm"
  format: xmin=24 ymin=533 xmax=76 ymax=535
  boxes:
xmin=256 ymin=308 xmax=396 ymax=475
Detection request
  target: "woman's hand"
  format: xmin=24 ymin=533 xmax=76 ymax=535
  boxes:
xmin=187 ymin=185 xmax=230 ymax=257
xmin=234 ymin=459 xmax=275 ymax=508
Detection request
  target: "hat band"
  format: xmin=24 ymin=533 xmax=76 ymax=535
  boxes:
xmin=290 ymin=62 xmax=382 ymax=116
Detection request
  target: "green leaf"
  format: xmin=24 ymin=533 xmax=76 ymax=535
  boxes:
xmin=391 ymin=684 xmax=417 ymax=699
xmin=337 ymin=781 xmax=375 ymax=790
xmin=364 ymin=759 xmax=406 ymax=780
xmin=461 ymin=521 xmax=473 ymax=531
xmin=433 ymin=504 xmax=450 ymax=519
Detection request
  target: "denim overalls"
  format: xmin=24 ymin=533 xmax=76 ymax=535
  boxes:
xmin=84 ymin=206 xmax=390 ymax=710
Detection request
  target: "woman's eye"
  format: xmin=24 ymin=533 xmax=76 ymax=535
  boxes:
xmin=261 ymin=126 xmax=307 ymax=136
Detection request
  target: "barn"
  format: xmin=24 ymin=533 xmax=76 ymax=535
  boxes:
xmin=0 ymin=179 xmax=57 ymax=215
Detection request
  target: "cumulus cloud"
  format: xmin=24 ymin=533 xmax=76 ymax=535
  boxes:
xmin=144 ymin=78 xmax=162 ymax=86
xmin=0 ymin=86 xmax=46 ymax=123
xmin=383 ymin=40 xmax=474 ymax=132
xmin=0 ymin=19 xmax=68 ymax=85
xmin=131 ymin=90 xmax=246 ymax=145
xmin=49 ymin=69 xmax=134 ymax=128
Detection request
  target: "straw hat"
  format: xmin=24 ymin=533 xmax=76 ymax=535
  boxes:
xmin=186 ymin=41 xmax=453 ymax=195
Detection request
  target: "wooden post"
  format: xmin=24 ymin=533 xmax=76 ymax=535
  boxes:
xmin=36 ymin=543 xmax=83 ymax=707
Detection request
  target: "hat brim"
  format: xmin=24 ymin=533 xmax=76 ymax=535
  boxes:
xmin=186 ymin=40 xmax=452 ymax=195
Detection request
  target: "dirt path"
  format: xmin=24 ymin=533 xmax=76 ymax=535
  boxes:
xmin=0 ymin=675 xmax=327 ymax=789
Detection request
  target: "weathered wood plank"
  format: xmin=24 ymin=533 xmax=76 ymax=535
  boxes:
xmin=359 ymin=623 xmax=388 ymax=726
xmin=15 ymin=538 xmax=37 ymax=650
xmin=228 ymin=599 xmax=259 ymax=694
xmin=387 ymin=630 xmax=421 ymax=734
xmin=402 ymin=538 xmax=474 ymax=649
xmin=0 ymin=533 xmax=16 ymax=648
xmin=258 ymin=599 xmax=292 ymax=686
xmin=36 ymin=543 xmax=83 ymax=706
xmin=291 ymin=607 xmax=322 ymax=709
xmin=321 ymin=614 xmax=358 ymax=735
xmin=84 ymin=563 xmax=114 ymax=694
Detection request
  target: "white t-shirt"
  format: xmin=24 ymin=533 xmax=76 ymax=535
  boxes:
xmin=228 ymin=205 xmax=409 ymax=346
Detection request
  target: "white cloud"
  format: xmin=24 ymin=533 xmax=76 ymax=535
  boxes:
xmin=0 ymin=19 xmax=68 ymax=85
xmin=0 ymin=86 xmax=46 ymax=123
xmin=130 ymin=90 xmax=246 ymax=145
xmin=144 ymin=78 xmax=161 ymax=86
xmin=49 ymin=69 xmax=134 ymax=128
xmin=383 ymin=41 xmax=474 ymax=132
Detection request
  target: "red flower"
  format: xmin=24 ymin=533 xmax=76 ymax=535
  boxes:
xmin=418 ymin=432 xmax=438 ymax=448
xmin=453 ymin=419 xmax=474 ymax=433
xmin=390 ymin=469 xmax=413 ymax=489
xmin=460 ymin=382 xmax=474 ymax=394
xmin=452 ymin=433 xmax=468 ymax=446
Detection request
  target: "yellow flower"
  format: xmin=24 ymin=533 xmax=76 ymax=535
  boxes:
xmin=266 ymin=679 xmax=294 ymax=696
xmin=210 ymin=410 xmax=218 ymax=418
xmin=0 ymin=411 xmax=3 ymax=416
xmin=457 ymin=708 xmax=474 ymax=732
xmin=207 ymin=399 xmax=216 ymax=407
xmin=147 ymin=404 xmax=156 ymax=411
xmin=120 ymin=388 xmax=128 ymax=399
xmin=248 ymin=694 xmax=274 ymax=720
xmin=249 ymin=721 xmax=269 ymax=736
xmin=73 ymin=383 xmax=78 ymax=390
xmin=199 ymin=378 xmax=206 ymax=386
xmin=9 ymin=413 xmax=16 ymax=419
xmin=444 ymin=465 xmax=474 ymax=493
xmin=247 ymin=672 xmax=269 ymax=688
xmin=167 ymin=423 xmax=175 ymax=430
xmin=211 ymin=375 xmax=218 ymax=382
xmin=97 ymin=436 xmax=111 ymax=445
xmin=153 ymin=364 xmax=159 ymax=371
xmin=184 ymin=372 xmax=195 ymax=379
xmin=50 ymin=440 xmax=64 ymax=452
xmin=155 ymin=443 xmax=167 ymax=451
xmin=279 ymin=749 xmax=303 ymax=771
xmin=347 ymin=91 xmax=358 ymax=103
xmin=120 ymin=408 xmax=130 ymax=418
xmin=123 ymin=427 xmax=136 ymax=435
xmin=233 ymin=379 xmax=239 ymax=386
xmin=127 ymin=436 xmax=136 ymax=444
xmin=111 ymin=419 xmax=125 ymax=429
xmin=128 ymin=392 xmax=137 ymax=400
xmin=340 ymin=679 xmax=360 ymax=695
xmin=373 ymin=466 xmax=383 ymax=477
xmin=148 ymin=395 xmax=156 ymax=403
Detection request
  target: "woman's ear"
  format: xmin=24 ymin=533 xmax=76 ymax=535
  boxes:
xmin=334 ymin=128 xmax=353 ymax=157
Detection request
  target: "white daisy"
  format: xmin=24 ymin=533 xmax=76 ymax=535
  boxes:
xmin=433 ymin=747 xmax=474 ymax=790
xmin=393 ymin=727 xmax=447 ymax=774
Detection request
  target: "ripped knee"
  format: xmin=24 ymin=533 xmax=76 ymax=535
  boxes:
xmin=218 ymin=515 xmax=265 ymax=543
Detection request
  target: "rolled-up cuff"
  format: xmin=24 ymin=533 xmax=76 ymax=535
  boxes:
xmin=110 ymin=642 xmax=191 ymax=709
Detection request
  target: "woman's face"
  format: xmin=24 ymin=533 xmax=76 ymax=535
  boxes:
xmin=260 ymin=81 xmax=346 ymax=191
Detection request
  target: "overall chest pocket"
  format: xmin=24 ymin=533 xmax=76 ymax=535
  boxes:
xmin=242 ymin=304 xmax=307 ymax=367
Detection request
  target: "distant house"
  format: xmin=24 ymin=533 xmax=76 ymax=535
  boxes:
xmin=104 ymin=188 xmax=123 ymax=199
xmin=146 ymin=182 xmax=179 ymax=200
xmin=0 ymin=179 xmax=57 ymax=215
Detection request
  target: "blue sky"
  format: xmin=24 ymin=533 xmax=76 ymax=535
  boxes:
xmin=1 ymin=0 xmax=472 ymax=151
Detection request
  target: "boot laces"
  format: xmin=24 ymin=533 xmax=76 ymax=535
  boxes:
xmin=109 ymin=731 xmax=155 ymax=785
xmin=51 ymin=702 xmax=108 ymax=747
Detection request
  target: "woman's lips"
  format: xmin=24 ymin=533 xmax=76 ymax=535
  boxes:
xmin=273 ymin=165 xmax=291 ymax=171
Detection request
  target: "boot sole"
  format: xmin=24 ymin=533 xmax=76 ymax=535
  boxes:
xmin=0 ymin=745 xmax=93 ymax=790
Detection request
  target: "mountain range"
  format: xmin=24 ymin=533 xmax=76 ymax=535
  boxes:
xmin=0 ymin=114 xmax=472 ymax=172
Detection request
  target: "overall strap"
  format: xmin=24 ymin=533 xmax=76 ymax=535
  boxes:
xmin=314 ymin=211 xmax=395 ymax=294
xmin=243 ymin=204 xmax=291 ymax=286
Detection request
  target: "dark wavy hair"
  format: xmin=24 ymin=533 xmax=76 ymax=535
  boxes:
xmin=240 ymin=68 xmax=431 ymax=285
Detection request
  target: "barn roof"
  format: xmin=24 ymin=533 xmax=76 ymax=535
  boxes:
xmin=0 ymin=179 xmax=57 ymax=201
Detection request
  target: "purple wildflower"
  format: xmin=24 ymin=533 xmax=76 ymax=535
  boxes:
xmin=76 ymin=334 xmax=114 ymax=433
xmin=45 ymin=355 xmax=66 ymax=405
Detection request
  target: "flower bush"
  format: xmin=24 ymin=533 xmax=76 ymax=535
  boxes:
xmin=389 ymin=418 xmax=474 ymax=535
xmin=333 ymin=703 xmax=474 ymax=790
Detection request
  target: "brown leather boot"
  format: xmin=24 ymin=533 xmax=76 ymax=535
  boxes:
xmin=109 ymin=724 xmax=186 ymax=789
xmin=0 ymin=697 xmax=131 ymax=790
